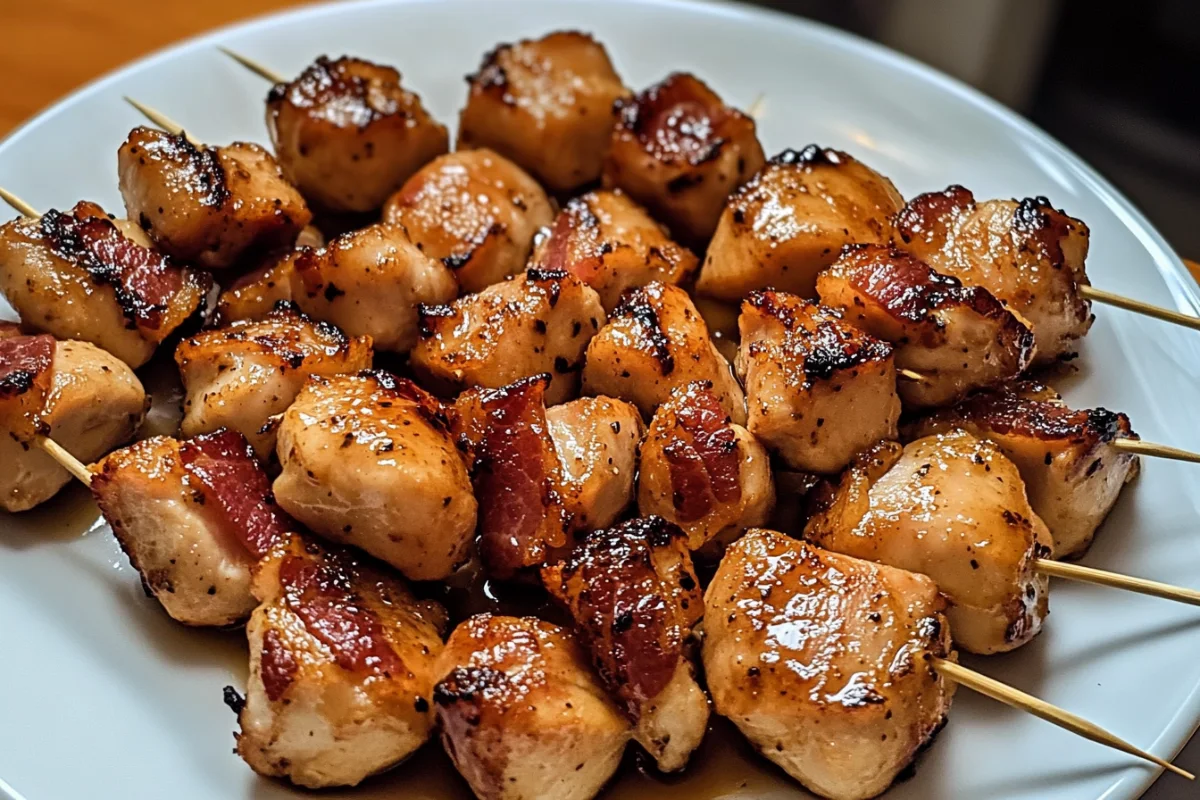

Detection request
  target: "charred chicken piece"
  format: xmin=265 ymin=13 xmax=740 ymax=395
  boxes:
xmin=266 ymin=55 xmax=449 ymax=213
xmin=737 ymin=290 xmax=900 ymax=474
xmin=893 ymin=186 xmax=1092 ymax=364
xmin=529 ymin=189 xmax=699 ymax=312
xmin=273 ymin=371 xmax=476 ymax=581
xmin=582 ymin=281 xmax=746 ymax=423
xmin=118 ymin=126 xmax=311 ymax=269
xmin=433 ymin=614 xmax=631 ymax=800
xmin=637 ymin=381 xmax=774 ymax=554
xmin=175 ymin=303 xmax=373 ymax=458
xmin=804 ymin=431 xmax=1052 ymax=655
xmin=458 ymin=31 xmax=628 ymax=194
xmin=906 ymin=382 xmax=1140 ymax=559
xmin=602 ymin=72 xmax=765 ymax=248
xmin=213 ymin=225 xmax=325 ymax=325
xmin=704 ymin=529 xmax=955 ymax=800
xmin=412 ymin=269 xmax=604 ymax=405
xmin=383 ymin=148 xmax=554 ymax=294
xmin=697 ymin=145 xmax=903 ymax=301
xmin=543 ymin=517 xmax=709 ymax=772
xmin=0 ymin=200 xmax=209 ymax=367
xmin=817 ymin=244 xmax=1036 ymax=408
xmin=90 ymin=429 xmax=290 ymax=626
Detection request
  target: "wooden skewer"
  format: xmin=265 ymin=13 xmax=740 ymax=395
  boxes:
xmin=933 ymin=658 xmax=1193 ymax=779
xmin=218 ymin=47 xmax=288 ymax=84
xmin=1111 ymin=438 xmax=1200 ymax=464
xmin=746 ymin=92 xmax=766 ymax=120
xmin=1036 ymin=559 xmax=1200 ymax=607
xmin=1081 ymin=285 xmax=1200 ymax=332
xmin=0 ymin=187 xmax=39 ymax=219
xmin=898 ymin=368 xmax=930 ymax=384
xmin=38 ymin=436 xmax=93 ymax=485
xmin=123 ymin=97 xmax=201 ymax=147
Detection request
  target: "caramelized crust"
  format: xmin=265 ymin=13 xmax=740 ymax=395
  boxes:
xmin=602 ymin=72 xmax=765 ymax=247
xmin=698 ymin=145 xmax=903 ymax=301
xmin=214 ymin=225 xmax=324 ymax=325
xmin=0 ymin=330 xmax=53 ymax=444
xmin=267 ymin=55 xmax=449 ymax=212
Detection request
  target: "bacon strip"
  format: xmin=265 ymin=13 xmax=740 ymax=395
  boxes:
xmin=663 ymin=383 xmax=742 ymax=521
xmin=0 ymin=332 xmax=54 ymax=442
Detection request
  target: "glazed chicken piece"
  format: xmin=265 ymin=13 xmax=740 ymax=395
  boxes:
xmin=546 ymin=395 xmax=643 ymax=531
xmin=817 ymin=244 xmax=1036 ymax=408
xmin=458 ymin=31 xmax=628 ymax=194
xmin=529 ymin=189 xmax=699 ymax=312
xmin=602 ymin=72 xmax=765 ymax=248
xmin=637 ymin=381 xmax=774 ymax=554
xmin=383 ymin=148 xmax=554 ymax=293
xmin=411 ymin=269 xmax=604 ymax=405
xmin=704 ymin=529 xmax=955 ymax=800
xmin=233 ymin=533 xmax=448 ymax=788
xmin=118 ymin=126 xmax=312 ymax=269
xmin=804 ymin=431 xmax=1052 ymax=655
xmin=543 ymin=517 xmax=709 ymax=772
xmin=906 ymin=382 xmax=1140 ymax=559
xmin=737 ymin=290 xmax=900 ymax=474
xmin=175 ymin=303 xmax=373 ymax=458
xmin=291 ymin=222 xmax=458 ymax=353
xmin=273 ymin=371 xmax=476 ymax=581
xmin=582 ymin=281 xmax=746 ymax=423
xmin=214 ymin=225 xmax=325 ymax=325
xmin=433 ymin=614 xmax=631 ymax=800
xmin=893 ymin=186 xmax=1092 ymax=364
xmin=266 ymin=55 xmax=449 ymax=213
xmin=698 ymin=146 xmax=904 ymax=302
xmin=0 ymin=200 xmax=209 ymax=367
xmin=90 ymin=429 xmax=290 ymax=626
xmin=1 ymin=330 xmax=146 ymax=512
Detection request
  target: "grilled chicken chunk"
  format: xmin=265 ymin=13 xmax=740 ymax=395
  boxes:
xmin=266 ymin=55 xmax=449 ymax=213
xmin=1 ymin=332 xmax=146 ymax=512
xmin=412 ymin=269 xmax=604 ymax=405
xmin=118 ymin=127 xmax=312 ymax=269
xmin=433 ymin=614 xmax=631 ymax=800
xmin=582 ymin=281 xmax=746 ymax=423
xmin=704 ymin=529 xmax=955 ymax=800
xmin=90 ymin=429 xmax=289 ymax=626
xmin=804 ymin=431 xmax=1052 ymax=654
xmin=737 ymin=290 xmax=900 ymax=474
xmin=175 ymin=303 xmax=373 ymax=458
xmin=0 ymin=200 xmax=209 ymax=367
xmin=602 ymin=72 xmax=765 ymax=248
xmin=543 ymin=517 xmax=709 ymax=772
xmin=817 ymin=244 xmax=1036 ymax=408
xmin=273 ymin=371 xmax=476 ymax=581
xmin=458 ymin=31 xmax=628 ymax=194
xmin=893 ymin=186 xmax=1092 ymax=364
xmin=383 ymin=149 xmax=553 ymax=293
xmin=213 ymin=226 xmax=325 ymax=325
xmin=906 ymin=382 xmax=1139 ymax=559
xmin=234 ymin=534 xmax=448 ymax=788
xmin=637 ymin=381 xmax=774 ymax=554
xmin=698 ymin=146 xmax=904 ymax=301
xmin=529 ymin=189 xmax=699 ymax=312
xmin=292 ymin=222 xmax=458 ymax=353
xmin=546 ymin=395 xmax=642 ymax=531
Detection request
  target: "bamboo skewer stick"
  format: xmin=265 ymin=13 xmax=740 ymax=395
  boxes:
xmin=1036 ymin=559 xmax=1200 ymax=607
xmin=1111 ymin=438 xmax=1200 ymax=464
xmin=218 ymin=47 xmax=288 ymax=84
xmin=38 ymin=437 xmax=93 ymax=485
xmin=1081 ymin=285 xmax=1200 ymax=332
xmin=897 ymin=368 xmax=930 ymax=384
xmin=0 ymin=187 xmax=39 ymax=219
xmin=123 ymin=97 xmax=201 ymax=147
xmin=932 ymin=658 xmax=1193 ymax=779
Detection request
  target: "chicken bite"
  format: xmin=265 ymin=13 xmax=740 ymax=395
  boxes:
xmin=383 ymin=148 xmax=554 ymax=294
xmin=118 ymin=126 xmax=311 ymax=269
xmin=213 ymin=225 xmax=325 ymax=325
xmin=804 ymin=431 xmax=1052 ymax=654
xmin=232 ymin=533 xmax=447 ymax=788
xmin=704 ymin=529 xmax=954 ymax=800
xmin=546 ymin=395 xmax=642 ymax=531
xmin=266 ymin=55 xmax=449 ymax=213
xmin=529 ymin=189 xmax=699 ymax=312
xmin=433 ymin=614 xmax=631 ymax=800
xmin=817 ymin=243 xmax=1036 ymax=408
xmin=412 ymin=269 xmax=604 ymax=405
xmin=602 ymin=72 xmax=765 ymax=248
xmin=893 ymin=186 xmax=1092 ymax=364
xmin=175 ymin=303 xmax=373 ymax=458
xmin=637 ymin=381 xmax=774 ymax=554
xmin=698 ymin=146 xmax=904 ymax=301
xmin=273 ymin=371 xmax=476 ymax=581
xmin=737 ymin=290 xmax=900 ymax=474
xmin=458 ymin=31 xmax=628 ymax=194
xmin=582 ymin=281 xmax=746 ymax=423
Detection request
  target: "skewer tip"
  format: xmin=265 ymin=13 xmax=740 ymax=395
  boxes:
xmin=0 ymin=187 xmax=40 ymax=219
xmin=217 ymin=47 xmax=289 ymax=85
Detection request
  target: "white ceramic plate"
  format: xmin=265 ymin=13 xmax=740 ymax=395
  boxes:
xmin=3 ymin=1 xmax=1200 ymax=798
